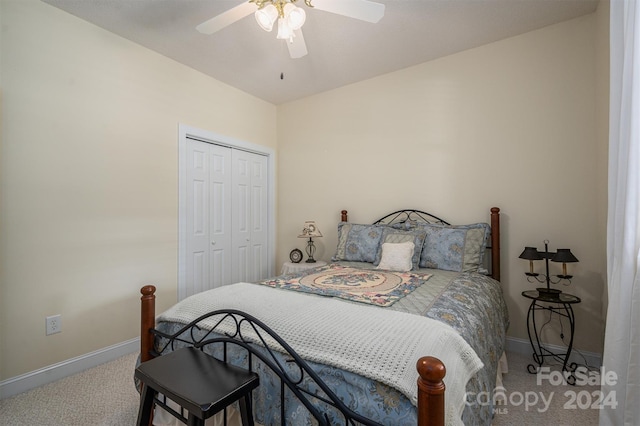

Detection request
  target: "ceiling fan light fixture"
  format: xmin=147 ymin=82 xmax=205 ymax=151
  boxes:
xmin=255 ymin=4 xmax=278 ymax=32
xmin=199 ymin=0 xmax=384 ymax=60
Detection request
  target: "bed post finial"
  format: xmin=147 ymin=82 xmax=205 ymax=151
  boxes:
xmin=140 ymin=285 xmax=156 ymax=362
xmin=416 ymin=356 xmax=446 ymax=426
xmin=341 ymin=210 xmax=348 ymax=222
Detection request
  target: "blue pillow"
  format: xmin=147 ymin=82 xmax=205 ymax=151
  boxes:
xmin=417 ymin=223 xmax=490 ymax=272
xmin=332 ymin=223 xmax=386 ymax=263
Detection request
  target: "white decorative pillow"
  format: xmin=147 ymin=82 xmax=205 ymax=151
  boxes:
xmin=376 ymin=241 xmax=415 ymax=272
xmin=374 ymin=228 xmax=426 ymax=270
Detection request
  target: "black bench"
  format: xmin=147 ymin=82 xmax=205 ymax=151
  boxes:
xmin=135 ymin=347 xmax=259 ymax=426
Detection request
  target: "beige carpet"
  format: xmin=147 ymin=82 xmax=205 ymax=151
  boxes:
xmin=0 ymin=352 xmax=140 ymax=426
xmin=492 ymin=351 xmax=599 ymax=426
xmin=0 ymin=350 xmax=599 ymax=425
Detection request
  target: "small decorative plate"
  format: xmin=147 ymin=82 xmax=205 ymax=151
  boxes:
xmin=289 ymin=248 xmax=303 ymax=263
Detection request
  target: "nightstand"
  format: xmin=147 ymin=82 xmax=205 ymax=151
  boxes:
xmin=281 ymin=260 xmax=327 ymax=275
xmin=522 ymin=290 xmax=581 ymax=383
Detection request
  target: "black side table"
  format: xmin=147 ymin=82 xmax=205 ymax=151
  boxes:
xmin=522 ymin=290 xmax=581 ymax=383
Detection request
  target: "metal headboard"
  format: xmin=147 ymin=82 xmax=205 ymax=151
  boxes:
xmin=373 ymin=209 xmax=451 ymax=226
xmin=371 ymin=208 xmax=497 ymax=278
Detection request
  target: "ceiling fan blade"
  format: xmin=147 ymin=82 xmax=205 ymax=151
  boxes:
xmin=196 ymin=2 xmax=257 ymax=35
xmin=311 ymin=0 xmax=385 ymax=23
xmin=287 ymin=29 xmax=308 ymax=59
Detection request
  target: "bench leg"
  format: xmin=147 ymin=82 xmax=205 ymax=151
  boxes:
xmin=136 ymin=384 xmax=156 ymax=426
xmin=238 ymin=395 xmax=254 ymax=426
xmin=187 ymin=413 xmax=204 ymax=426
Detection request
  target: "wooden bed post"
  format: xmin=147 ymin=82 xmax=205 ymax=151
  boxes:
xmin=416 ymin=356 xmax=446 ymax=426
xmin=140 ymin=285 xmax=156 ymax=362
xmin=490 ymin=207 xmax=500 ymax=282
xmin=341 ymin=210 xmax=348 ymax=222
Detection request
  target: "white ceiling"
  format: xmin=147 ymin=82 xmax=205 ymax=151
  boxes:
xmin=41 ymin=0 xmax=599 ymax=105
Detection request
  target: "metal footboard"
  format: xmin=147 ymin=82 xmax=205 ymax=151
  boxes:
xmin=150 ymin=309 xmax=383 ymax=426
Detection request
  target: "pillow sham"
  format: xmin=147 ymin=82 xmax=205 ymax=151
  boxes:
xmin=331 ymin=222 xmax=386 ymax=263
xmin=374 ymin=228 xmax=427 ymax=270
xmin=417 ymin=223 xmax=490 ymax=272
xmin=376 ymin=241 xmax=415 ymax=272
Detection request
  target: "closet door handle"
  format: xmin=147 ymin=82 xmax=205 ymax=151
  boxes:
xmin=211 ymin=241 xmax=216 ymax=246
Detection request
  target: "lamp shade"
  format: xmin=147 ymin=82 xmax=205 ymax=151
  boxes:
xmin=255 ymin=4 xmax=278 ymax=32
xmin=552 ymin=249 xmax=579 ymax=263
xmin=519 ymin=247 xmax=543 ymax=260
xmin=285 ymin=4 xmax=306 ymax=30
xmin=298 ymin=221 xmax=322 ymax=238
xmin=276 ymin=17 xmax=294 ymax=40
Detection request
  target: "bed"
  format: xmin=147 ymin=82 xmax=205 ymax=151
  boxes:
xmin=138 ymin=207 xmax=508 ymax=426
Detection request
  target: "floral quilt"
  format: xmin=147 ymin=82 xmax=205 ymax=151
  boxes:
xmin=257 ymin=264 xmax=432 ymax=306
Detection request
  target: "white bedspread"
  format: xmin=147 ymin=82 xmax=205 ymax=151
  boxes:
xmin=157 ymin=282 xmax=483 ymax=425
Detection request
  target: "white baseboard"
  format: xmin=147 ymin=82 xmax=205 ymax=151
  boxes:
xmin=0 ymin=337 xmax=139 ymax=399
xmin=506 ymin=336 xmax=602 ymax=368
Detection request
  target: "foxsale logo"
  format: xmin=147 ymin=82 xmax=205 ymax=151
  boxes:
xmin=465 ymin=366 xmax=618 ymax=414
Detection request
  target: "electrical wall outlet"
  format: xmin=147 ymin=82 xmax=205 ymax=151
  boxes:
xmin=46 ymin=314 xmax=62 ymax=335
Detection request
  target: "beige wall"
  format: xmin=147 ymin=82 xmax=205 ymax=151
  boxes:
xmin=278 ymin=13 xmax=607 ymax=354
xmin=0 ymin=0 xmax=277 ymax=379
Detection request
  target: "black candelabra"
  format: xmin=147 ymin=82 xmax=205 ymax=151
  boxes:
xmin=519 ymin=240 xmax=579 ymax=297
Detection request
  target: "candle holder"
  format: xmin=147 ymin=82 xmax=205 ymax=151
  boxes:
xmin=519 ymin=240 xmax=578 ymax=297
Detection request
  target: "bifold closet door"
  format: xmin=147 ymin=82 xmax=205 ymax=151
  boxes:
xmin=185 ymin=138 xmax=269 ymax=297
xmin=185 ymin=140 xmax=232 ymax=295
xmin=231 ymin=149 xmax=268 ymax=283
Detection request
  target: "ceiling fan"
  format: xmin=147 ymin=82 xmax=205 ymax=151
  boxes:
xmin=196 ymin=0 xmax=385 ymax=59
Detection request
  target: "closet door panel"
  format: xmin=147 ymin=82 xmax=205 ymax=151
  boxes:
xmin=186 ymin=140 xmax=210 ymax=296
xmin=232 ymin=150 xmax=252 ymax=283
xmin=209 ymin=144 xmax=232 ymax=289
xmin=250 ymin=154 xmax=268 ymax=282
